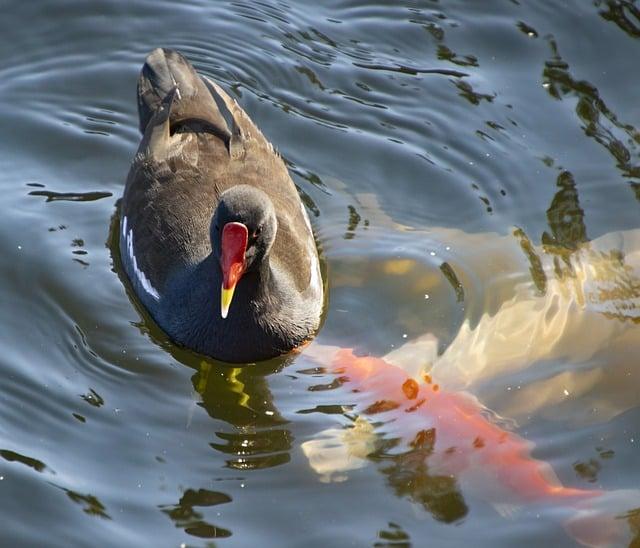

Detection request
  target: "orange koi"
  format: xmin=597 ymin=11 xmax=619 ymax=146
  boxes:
xmin=307 ymin=347 xmax=640 ymax=546
xmin=330 ymin=348 xmax=600 ymax=503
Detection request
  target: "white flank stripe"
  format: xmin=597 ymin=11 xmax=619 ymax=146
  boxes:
xmin=309 ymin=251 xmax=322 ymax=296
xmin=298 ymin=205 xmax=321 ymax=297
xmin=300 ymin=200 xmax=313 ymax=233
xmin=123 ymin=217 xmax=160 ymax=301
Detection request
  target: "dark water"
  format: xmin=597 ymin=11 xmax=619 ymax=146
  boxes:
xmin=2 ymin=1 xmax=640 ymax=546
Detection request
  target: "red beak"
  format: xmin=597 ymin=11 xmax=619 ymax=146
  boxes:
xmin=220 ymin=222 xmax=248 ymax=318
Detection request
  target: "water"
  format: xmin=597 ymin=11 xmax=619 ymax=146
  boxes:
xmin=1 ymin=0 xmax=640 ymax=546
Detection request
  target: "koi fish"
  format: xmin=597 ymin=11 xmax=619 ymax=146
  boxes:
xmin=301 ymin=345 xmax=640 ymax=547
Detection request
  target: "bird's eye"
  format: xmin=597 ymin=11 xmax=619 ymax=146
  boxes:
xmin=214 ymin=223 xmax=220 ymax=232
xmin=254 ymin=225 xmax=263 ymax=237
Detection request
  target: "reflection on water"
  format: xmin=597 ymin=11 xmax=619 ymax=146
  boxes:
xmin=28 ymin=189 xmax=113 ymax=203
xmin=598 ymin=0 xmax=640 ymax=40
xmin=161 ymin=488 xmax=232 ymax=539
xmin=371 ymin=430 xmax=468 ymax=524
xmin=194 ymin=362 xmax=293 ymax=471
xmin=63 ymin=489 xmax=111 ymax=520
xmin=0 ymin=450 xmax=48 ymax=473
xmin=542 ymin=170 xmax=587 ymax=257
xmin=192 ymin=361 xmax=285 ymax=427
xmin=543 ymin=35 xmax=640 ymax=198
xmin=375 ymin=522 xmax=411 ymax=547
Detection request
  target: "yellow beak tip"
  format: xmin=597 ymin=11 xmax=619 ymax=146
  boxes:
xmin=221 ymin=285 xmax=235 ymax=319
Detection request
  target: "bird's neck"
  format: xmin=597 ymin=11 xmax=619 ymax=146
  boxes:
xmin=159 ymin=253 xmax=309 ymax=362
xmin=241 ymin=258 xmax=274 ymax=301
xmin=190 ymin=253 xmax=281 ymax=316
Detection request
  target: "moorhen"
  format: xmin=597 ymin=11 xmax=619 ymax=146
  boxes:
xmin=120 ymin=48 xmax=324 ymax=363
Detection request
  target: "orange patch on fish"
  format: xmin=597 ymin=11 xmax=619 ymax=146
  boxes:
xmin=402 ymin=378 xmax=419 ymax=400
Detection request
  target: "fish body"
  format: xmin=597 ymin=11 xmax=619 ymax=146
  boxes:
xmin=301 ymin=346 xmax=638 ymax=546
xmin=329 ymin=348 xmax=600 ymax=503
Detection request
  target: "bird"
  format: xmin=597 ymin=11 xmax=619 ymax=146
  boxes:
xmin=120 ymin=48 xmax=324 ymax=363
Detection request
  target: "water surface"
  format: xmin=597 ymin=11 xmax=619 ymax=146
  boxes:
xmin=1 ymin=0 xmax=640 ymax=546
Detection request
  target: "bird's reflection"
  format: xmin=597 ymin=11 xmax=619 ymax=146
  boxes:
xmin=151 ymin=350 xmax=294 ymax=540
xmin=190 ymin=355 xmax=293 ymax=470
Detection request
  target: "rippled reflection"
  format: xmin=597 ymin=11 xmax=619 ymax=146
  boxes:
xmin=543 ymin=36 xmax=640 ymax=198
xmin=597 ymin=0 xmax=640 ymax=39
xmin=161 ymin=488 xmax=232 ymax=539
xmin=62 ymin=489 xmax=111 ymax=520
xmin=192 ymin=360 xmax=293 ymax=471
xmin=375 ymin=521 xmax=411 ymax=547
xmin=0 ymin=450 xmax=47 ymax=473
xmin=162 ymin=324 xmax=300 ymax=471
xmin=28 ymin=189 xmax=113 ymax=203
xmin=542 ymin=171 xmax=587 ymax=255
xmin=370 ymin=430 xmax=468 ymax=524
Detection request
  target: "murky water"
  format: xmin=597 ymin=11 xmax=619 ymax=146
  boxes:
xmin=2 ymin=1 xmax=640 ymax=546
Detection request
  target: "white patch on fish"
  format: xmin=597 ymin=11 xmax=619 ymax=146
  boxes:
xmin=301 ymin=417 xmax=375 ymax=483
xmin=122 ymin=216 xmax=160 ymax=301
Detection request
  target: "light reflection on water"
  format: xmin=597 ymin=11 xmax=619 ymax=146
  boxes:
xmin=1 ymin=0 xmax=640 ymax=546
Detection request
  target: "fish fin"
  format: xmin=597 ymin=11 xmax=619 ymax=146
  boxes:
xmin=301 ymin=341 xmax=343 ymax=366
xmin=301 ymin=418 xmax=377 ymax=484
xmin=382 ymin=333 xmax=439 ymax=380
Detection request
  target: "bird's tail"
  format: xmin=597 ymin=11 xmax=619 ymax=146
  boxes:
xmin=137 ymin=48 xmax=230 ymax=138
